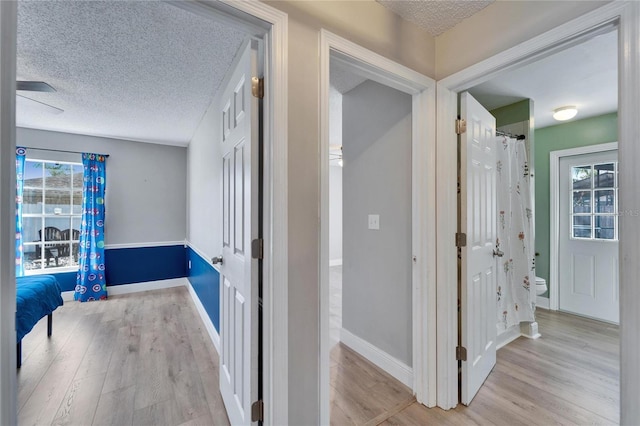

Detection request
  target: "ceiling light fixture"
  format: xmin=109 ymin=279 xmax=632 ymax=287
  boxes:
xmin=553 ymin=106 xmax=578 ymax=121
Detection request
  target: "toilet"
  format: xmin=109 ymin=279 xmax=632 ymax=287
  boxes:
xmin=535 ymin=276 xmax=547 ymax=296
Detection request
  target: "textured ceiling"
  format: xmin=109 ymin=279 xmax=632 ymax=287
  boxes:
xmin=377 ymin=0 xmax=494 ymax=36
xmin=469 ymin=29 xmax=617 ymax=129
xmin=17 ymin=1 xmax=248 ymax=146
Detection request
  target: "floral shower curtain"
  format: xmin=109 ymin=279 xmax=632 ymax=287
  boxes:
xmin=75 ymin=153 xmax=107 ymax=302
xmin=496 ymin=136 xmax=535 ymax=330
xmin=16 ymin=147 xmax=26 ymax=277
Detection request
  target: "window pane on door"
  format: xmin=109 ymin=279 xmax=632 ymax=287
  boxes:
xmin=595 ymin=189 xmax=615 ymax=213
xmin=573 ymin=190 xmax=592 ymax=214
xmin=595 ymin=215 xmax=616 ymax=240
xmin=594 ymin=163 xmax=615 ymax=188
xmin=572 ymin=166 xmax=592 ymax=189
xmin=573 ymin=216 xmax=592 ymax=238
xmin=23 ymin=188 xmax=43 ymax=214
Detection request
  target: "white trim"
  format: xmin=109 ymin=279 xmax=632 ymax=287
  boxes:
xmin=186 ymin=280 xmax=221 ymax=353
xmin=496 ymin=325 xmax=521 ymax=350
xmin=319 ymin=29 xmax=437 ymax=424
xmin=436 ymin=2 xmax=634 ymax=412
xmin=0 ymin=2 xmax=17 ymax=424
xmin=104 ymin=240 xmax=185 ymax=250
xmin=218 ymin=3 xmax=289 ymax=426
xmin=185 ymin=240 xmax=221 ymax=272
xmin=536 ymin=296 xmax=550 ymax=310
xmin=329 ymin=259 xmax=342 ymax=267
xmin=339 ymin=328 xmax=413 ymax=389
xmin=60 ymin=277 xmax=187 ymax=301
xmin=549 ymin=142 xmax=618 ymax=311
xmin=520 ymin=321 xmax=541 ymax=340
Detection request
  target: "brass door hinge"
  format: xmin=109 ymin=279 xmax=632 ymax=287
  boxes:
xmin=251 ymin=399 xmax=264 ymax=422
xmin=252 ymin=77 xmax=264 ymax=99
xmin=456 ymin=346 xmax=467 ymax=361
xmin=252 ymin=238 xmax=264 ymax=260
xmin=455 ymin=119 xmax=467 ymax=135
xmin=455 ymin=233 xmax=467 ymax=248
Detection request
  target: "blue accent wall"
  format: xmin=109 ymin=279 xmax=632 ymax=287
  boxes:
xmin=49 ymin=244 xmax=187 ymax=292
xmin=186 ymin=247 xmax=220 ymax=331
xmin=105 ymin=245 xmax=186 ymax=286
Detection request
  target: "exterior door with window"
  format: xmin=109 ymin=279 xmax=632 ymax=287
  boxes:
xmin=218 ymin=39 xmax=260 ymax=425
xmin=559 ymin=149 xmax=619 ymax=323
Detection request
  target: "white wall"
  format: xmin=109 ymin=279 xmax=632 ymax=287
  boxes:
xmin=186 ymin=92 xmax=221 ymax=259
xmin=17 ymin=127 xmax=187 ymax=245
xmin=329 ymin=85 xmax=342 ymax=264
xmin=342 ymin=80 xmax=413 ymax=366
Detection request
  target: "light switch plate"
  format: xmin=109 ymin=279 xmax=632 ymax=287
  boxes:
xmin=368 ymin=214 xmax=380 ymax=230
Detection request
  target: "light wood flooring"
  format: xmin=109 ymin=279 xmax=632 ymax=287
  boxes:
xmin=331 ymin=309 xmax=619 ymax=425
xmin=17 ymin=286 xmax=230 ymax=426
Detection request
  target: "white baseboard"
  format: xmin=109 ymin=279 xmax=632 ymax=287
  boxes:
xmin=61 ymin=277 xmax=187 ymax=302
xmin=339 ymin=328 xmax=413 ymax=389
xmin=496 ymin=324 xmax=521 ymax=350
xmin=520 ymin=321 xmax=541 ymax=340
xmin=186 ymin=280 xmax=220 ymax=353
xmin=329 ymin=259 xmax=343 ymax=267
xmin=536 ymin=296 xmax=550 ymax=309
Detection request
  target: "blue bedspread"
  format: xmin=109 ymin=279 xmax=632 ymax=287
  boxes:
xmin=16 ymin=275 xmax=63 ymax=342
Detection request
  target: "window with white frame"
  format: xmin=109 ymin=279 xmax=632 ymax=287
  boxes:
xmin=22 ymin=159 xmax=83 ymax=272
xmin=571 ymin=161 xmax=618 ymax=240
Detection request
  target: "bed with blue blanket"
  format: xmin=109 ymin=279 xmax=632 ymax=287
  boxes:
xmin=16 ymin=275 xmax=64 ymax=368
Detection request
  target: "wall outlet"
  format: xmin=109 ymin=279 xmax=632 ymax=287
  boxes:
xmin=368 ymin=214 xmax=380 ymax=230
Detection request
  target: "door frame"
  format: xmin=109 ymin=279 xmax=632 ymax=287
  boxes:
xmin=0 ymin=1 xmax=289 ymax=425
xmin=435 ymin=2 xmax=639 ymax=416
xmin=319 ymin=30 xmax=437 ymax=424
xmin=549 ymin=142 xmax=618 ymax=312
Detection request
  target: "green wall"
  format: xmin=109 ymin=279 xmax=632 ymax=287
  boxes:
xmin=534 ymin=112 xmax=618 ymax=298
xmin=491 ymin=99 xmax=531 ymax=127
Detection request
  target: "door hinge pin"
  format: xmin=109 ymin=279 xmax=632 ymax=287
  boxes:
xmin=252 ymin=77 xmax=264 ymax=99
xmin=252 ymin=238 xmax=264 ymax=260
xmin=251 ymin=399 xmax=264 ymax=422
xmin=455 ymin=118 xmax=467 ymax=135
xmin=455 ymin=232 xmax=467 ymax=248
xmin=456 ymin=346 xmax=467 ymax=361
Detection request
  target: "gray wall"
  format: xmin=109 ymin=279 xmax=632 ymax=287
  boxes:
xmin=342 ymin=80 xmax=412 ymax=366
xmin=186 ymin=91 xmax=221 ymax=259
xmin=329 ymin=86 xmax=343 ymax=263
xmin=17 ymin=127 xmax=187 ymax=245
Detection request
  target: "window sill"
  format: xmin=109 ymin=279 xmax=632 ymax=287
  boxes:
xmin=24 ymin=267 xmax=79 ymax=276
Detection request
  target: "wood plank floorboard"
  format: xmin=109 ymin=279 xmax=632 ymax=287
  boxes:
xmin=333 ymin=309 xmax=619 ymax=425
xmin=18 ymin=287 xmax=230 ymax=426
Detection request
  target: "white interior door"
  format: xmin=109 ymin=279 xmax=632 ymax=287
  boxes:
xmin=460 ymin=91 xmax=497 ymax=405
xmin=218 ymin=40 xmax=260 ymax=425
xmin=559 ymin=150 xmax=619 ymax=323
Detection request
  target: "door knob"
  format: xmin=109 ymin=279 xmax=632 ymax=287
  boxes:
xmin=493 ymin=249 xmax=504 ymax=258
xmin=211 ymin=256 xmax=223 ymax=265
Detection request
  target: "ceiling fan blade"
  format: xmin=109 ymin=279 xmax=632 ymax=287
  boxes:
xmin=17 ymin=94 xmax=64 ymax=114
xmin=17 ymin=81 xmax=56 ymax=92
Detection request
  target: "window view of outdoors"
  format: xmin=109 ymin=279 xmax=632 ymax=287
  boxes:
xmin=22 ymin=160 xmax=83 ymax=271
xmin=571 ymin=162 xmax=617 ymax=240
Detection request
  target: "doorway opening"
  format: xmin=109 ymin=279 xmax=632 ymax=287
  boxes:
xmin=439 ymin=5 xmax=618 ymax=421
xmin=319 ymin=30 xmax=437 ymax=425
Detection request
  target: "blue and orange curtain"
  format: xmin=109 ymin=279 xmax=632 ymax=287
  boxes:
xmin=15 ymin=147 xmax=26 ymax=277
xmin=75 ymin=153 xmax=107 ymax=302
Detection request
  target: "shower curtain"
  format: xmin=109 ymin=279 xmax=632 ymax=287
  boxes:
xmin=496 ymin=135 xmax=535 ymax=330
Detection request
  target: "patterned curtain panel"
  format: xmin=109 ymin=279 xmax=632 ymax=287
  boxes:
xmin=75 ymin=153 xmax=107 ymax=302
xmin=496 ymin=136 xmax=535 ymax=330
xmin=15 ymin=147 xmax=26 ymax=277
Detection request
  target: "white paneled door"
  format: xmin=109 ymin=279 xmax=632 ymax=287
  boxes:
xmin=460 ymin=92 xmax=497 ymax=405
xmin=559 ymin=150 xmax=619 ymax=323
xmin=218 ymin=40 xmax=260 ymax=425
